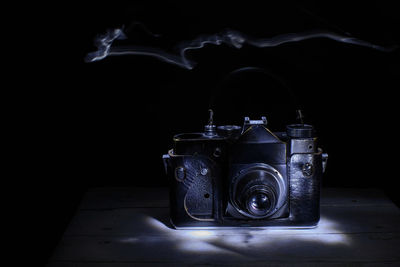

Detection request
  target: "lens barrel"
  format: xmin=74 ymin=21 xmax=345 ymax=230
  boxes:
xmin=248 ymin=193 xmax=272 ymax=216
xmin=243 ymin=185 xmax=276 ymax=217
xmin=231 ymin=164 xmax=286 ymax=219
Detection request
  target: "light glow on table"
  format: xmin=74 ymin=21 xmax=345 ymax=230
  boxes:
xmin=117 ymin=215 xmax=351 ymax=255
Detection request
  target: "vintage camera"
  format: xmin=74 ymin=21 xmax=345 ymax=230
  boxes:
xmin=163 ymin=110 xmax=328 ymax=229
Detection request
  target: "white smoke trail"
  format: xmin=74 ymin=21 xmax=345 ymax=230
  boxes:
xmin=85 ymin=28 xmax=397 ymax=69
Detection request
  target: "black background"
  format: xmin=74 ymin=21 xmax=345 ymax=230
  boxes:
xmin=32 ymin=1 xmax=399 ymax=264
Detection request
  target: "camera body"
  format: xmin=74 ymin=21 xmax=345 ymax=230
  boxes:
xmin=163 ymin=114 xmax=328 ymax=229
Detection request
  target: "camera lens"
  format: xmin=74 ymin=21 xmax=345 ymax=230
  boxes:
xmin=241 ymin=186 xmax=276 ymax=218
xmin=230 ymin=164 xmax=286 ymax=219
xmin=248 ymin=193 xmax=271 ymax=216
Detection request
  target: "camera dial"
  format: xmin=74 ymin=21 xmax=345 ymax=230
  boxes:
xmin=286 ymin=124 xmax=314 ymax=138
xmin=217 ymin=125 xmax=241 ymax=138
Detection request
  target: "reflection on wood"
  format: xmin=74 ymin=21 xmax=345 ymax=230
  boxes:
xmin=48 ymin=187 xmax=400 ymax=266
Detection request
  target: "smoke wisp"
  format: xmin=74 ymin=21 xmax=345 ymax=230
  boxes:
xmin=85 ymin=28 xmax=397 ymax=69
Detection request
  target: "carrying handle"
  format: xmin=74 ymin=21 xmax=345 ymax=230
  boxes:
xmin=208 ymin=66 xmax=305 ymax=123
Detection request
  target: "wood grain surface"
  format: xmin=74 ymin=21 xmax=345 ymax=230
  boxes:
xmin=48 ymin=187 xmax=400 ymax=266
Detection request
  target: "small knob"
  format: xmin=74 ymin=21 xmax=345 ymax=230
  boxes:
xmin=204 ymin=109 xmax=217 ymax=136
xmin=204 ymin=124 xmax=217 ymax=135
xmin=208 ymin=109 xmax=214 ymax=125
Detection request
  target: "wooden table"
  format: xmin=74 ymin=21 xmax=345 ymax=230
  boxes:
xmin=48 ymin=187 xmax=400 ymax=266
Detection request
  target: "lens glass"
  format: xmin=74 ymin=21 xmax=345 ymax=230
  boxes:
xmin=248 ymin=192 xmax=271 ymax=216
xmin=231 ymin=165 xmax=286 ymax=219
